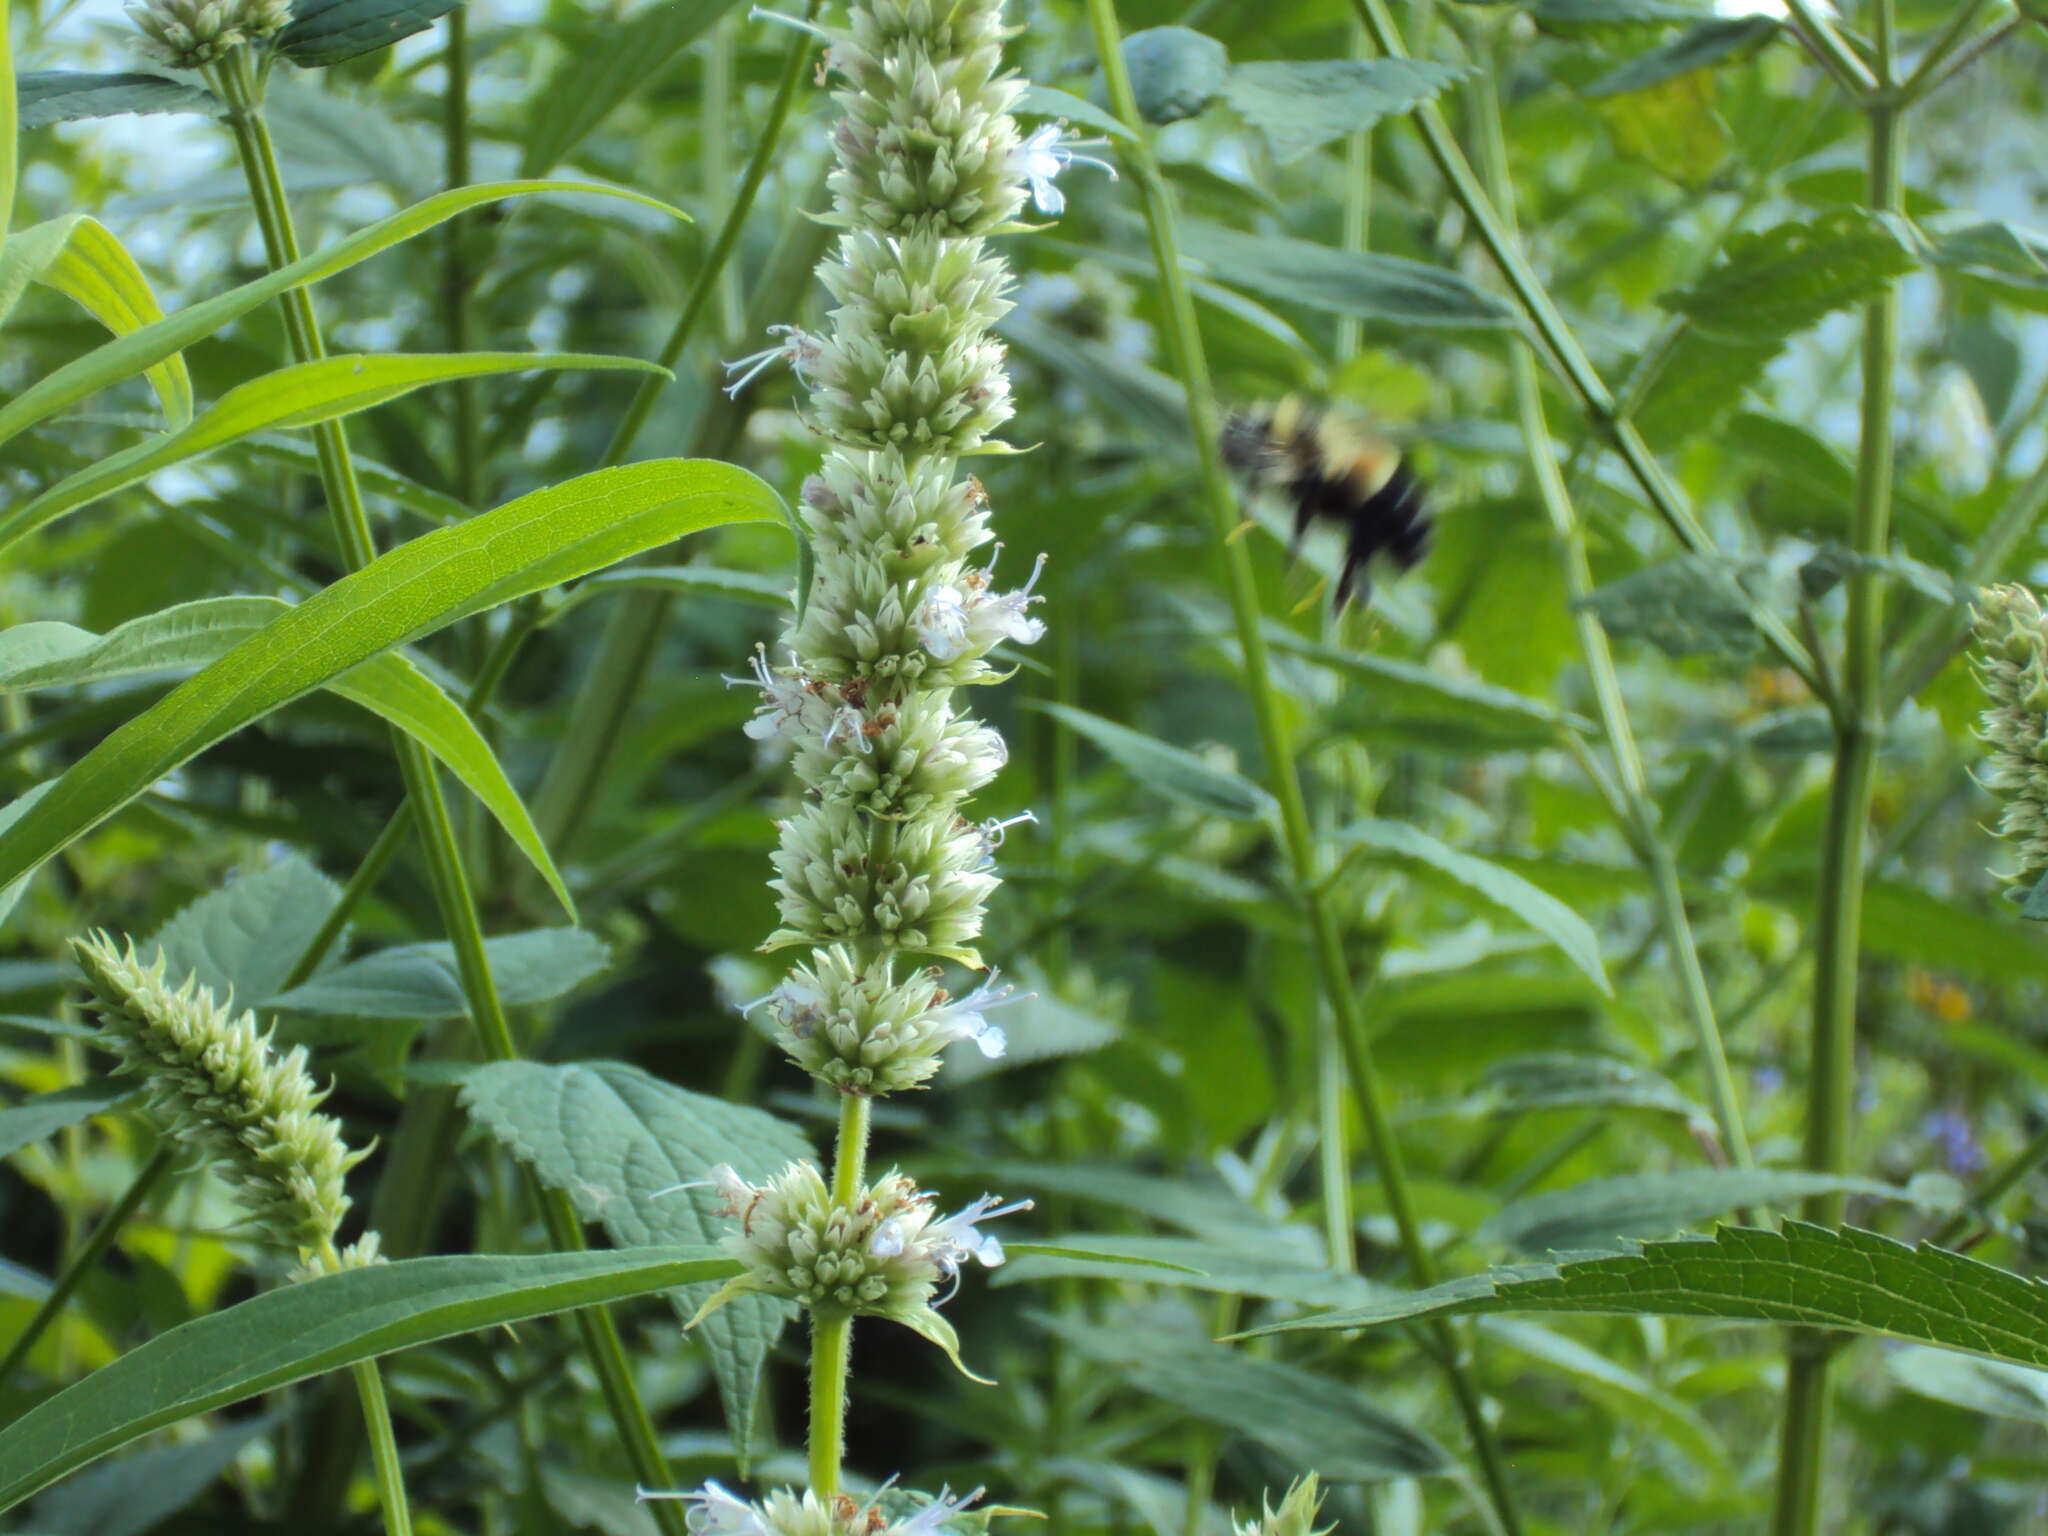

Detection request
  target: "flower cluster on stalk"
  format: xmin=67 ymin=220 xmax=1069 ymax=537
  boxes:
xmin=128 ymin=0 xmax=289 ymax=69
xmin=1971 ymin=583 xmax=2048 ymax=897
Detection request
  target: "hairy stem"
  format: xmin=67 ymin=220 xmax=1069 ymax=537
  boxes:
xmin=1773 ymin=5 xmax=1901 ymax=1530
xmin=1084 ymin=4 xmax=1522 ymax=1530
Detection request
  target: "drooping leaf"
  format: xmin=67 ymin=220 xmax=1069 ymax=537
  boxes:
xmin=1039 ymin=1313 xmax=1452 ymax=1480
xmin=148 ymin=855 xmax=344 ymax=1002
xmin=0 ymin=181 xmax=680 ymax=452
xmin=276 ymin=0 xmax=463 ymax=67
xmin=14 ymin=72 xmax=215 ymax=131
xmin=1660 ymin=210 xmax=1919 ymax=345
xmin=1179 ymin=220 xmax=1515 ymax=330
xmin=1480 ymin=1169 xmax=1931 ymax=1255
xmin=268 ymin=929 xmax=610 ymax=1017
xmin=1334 ymin=820 xmax=1610 ymax=993
xmin=1029 ymin=701 xmax=1275 ymax=821
xmin=1223 ymin=58 xmax=1468 ymax=162
xmin=1420 ymin=1052 xmax=1706 ymax=1123
xmin=0 ymin=460 xmax=781 ymax=892
xmin=456 ymin=1061 xmax=813 ymax=1465
xmin=1888 ymin=1346 xmax=2048 ymax=1428
xmin=0 ymin=1080 xmax=135 ymax=1161
xmin=0 ymin=598 xmax=577 ymax=917
xmin=22 ymin=1414 xmax=278 ymax=1536
xmin=521 ymin=0 xmax=744 ymax=175
xmin=0 ymin=1245 xmax=739 ymax=1513
xmin=0 ymin=353 xmax=665 ymax=557
xmin=0 ymin=216 xmax=191 ymax=426
xmin=1583 ymin=16 xmax=1777 ymax=97
xmin=998 ymin=1233 xmax=1380 ymax=1310
xmin=1236 ymin=1223 xmax=2048 ymax=1379
xmin=1119 ymin=26 xmax=1229 ymax=124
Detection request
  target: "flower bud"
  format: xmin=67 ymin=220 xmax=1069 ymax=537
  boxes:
xmin=1234 ymin=1476 xmax=1332 ymax=1536
xmin=128 ymin=0 xmax=290 ymax=69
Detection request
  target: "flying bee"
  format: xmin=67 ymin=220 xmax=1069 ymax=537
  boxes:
xmin=1219 ymin=396 xmax=1432 ymax=611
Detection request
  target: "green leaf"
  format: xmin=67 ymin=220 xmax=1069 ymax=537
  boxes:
xmin=1 ymin=0 xmax=14 ymax=245
xmin=14 ymin=72 xmax=215 ymax=131
xmin=1927 ymin=219 xmax=2048 ymax=314
xmin=0 ymin=598 xmax=577 ymax=917
xmin=1334 ymin=820 xmax=1611 ymax=993
xmin=1479 ymin=1318 xmax=1725 ymax=1471
xmin=1660 ymin=210 xmax=1918 ymax=345
xmin=1119 ymin=26 xmax=1230 ymax=124
xmin=1015 ymin=83 xmax=1132 ymax=142
xmin=1236 ymin=1223 xmax=2048 ymax=1380
xmin=1179 ymin=220 xmax=1515 ymax=330
xmin=235 ymin=437 xmax=473 ymax=526
xmin=1480 ymin=1169 xmax=1927 ymax=1255
xmin=549 ymin=564 xmax=791 ymax=621
xmin=1421 ymin=1051 xmax=1705 ymax=1122
xmin=268 ymin=928 xmax=609 ymax=1017
xmin=1630 ymin=328 xmax=1778 ymax=445
xmin=1002 ymin=1242 xmax=1205 ymax=1276
xmin=1038 ymin=1313 xmax=1452 ymax=1480
xmin=0 ymin=1245 xmax=739 ymax=1513
xmin=1583 ymin=16 xmax=1777 ymax=97
xmin=1223 ymin=58 xmax=1468 ymax=162
xmin=0 ymin=181 xmax=680 ymax=453
xmin=21 ymin=1415 xmax=279 ymax=1536
xmin=521 ymin=0 xmax=743 ymax=175
xmin=998 ymin=1234 xmax=1381 ymax=1310
xmin=0 ymin=216 xmax=191 ymax=426
xmin=0 ymin=353 xmax=663 ymax=558
xmin=1888 ymin=1346 xmax=2048 ymax=1428
xmin=1574 ymin=553 xmax=1773 ymax=658
xmin=0 ymin=460 xmax=781 ymax=893
xmin=1028 ymin=701 xmax=1275 ymax=821
xmin=277 ymin=0 xmax=462 ymax=66
xmin=456 ymin=1061 xmax=813 ymax=1467
xmin=149 ymin=855 xmax=344 ymax=1002
xmin=1595 ymin=68 xmax=1728 ymax=187
xmin=0 ymin=1080 xmax=135 ymax=1160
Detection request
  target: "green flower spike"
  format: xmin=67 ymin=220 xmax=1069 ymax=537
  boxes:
xmin=1972 ymin=583 xmax=2048 ymax=902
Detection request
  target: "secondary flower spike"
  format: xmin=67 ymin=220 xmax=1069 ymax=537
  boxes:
xmin=1972 ymin=583 xmax=2048 ymax=897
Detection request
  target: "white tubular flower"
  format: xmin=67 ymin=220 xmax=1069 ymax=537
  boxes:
xmin=1013 ymin=122 xmax=1116 ymax=216
xmin=636 ymin=1483 xmax=985 ymax=1536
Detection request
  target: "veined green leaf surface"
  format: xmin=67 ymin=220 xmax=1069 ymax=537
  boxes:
xmin=1029 ymin=701 xmax=1276 ymax=821
xmin=0 ymin=1246 xmax=739 ymax=1513
xmin=14 ymin=72 xmax=215 ymax=130
xmin=0 ymin=353 xmax=664 ymax=556
xmin=0 ymin=461 xmax=781 ymax=892
xmin=1661 ymin=210 xmax=1918 ymax=345
xmin=1236 ymin=1223 xmax=2048 ymax=1377
xmin=1224 ymin=58 xmax=1468 ymax=162
xmin=277 ymin=0 xmax=463 ymax=66
xmin=0 ymin=598 xmax=576 ymax=917
xmin=0 ymin=181 xmax=680 ymax=452
xmin=0 ymin=1080 xmax=135 ymax=1160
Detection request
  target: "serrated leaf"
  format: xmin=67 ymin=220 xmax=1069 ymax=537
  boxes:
xmin=1223 ymin=58 xmax=1467 ymax=163
xmin=15 ymin=72 xmax=215 ymax=130
xmin=0 ymin=181 xmax=679 ymax=453
xmin=0 ymin=1080 xmax=135 ymax=1160
xmin=1334 ymin=820 xmax=1610 ymax=993
xmin=1028 ymin=700 xmax=1274 ymax=820
xmin=1236 ymin=1223 xmax=2048 ymax=1380
xmin=1661 ymin=210 xmax=1918 ymax=345
xmin=0 ymin=598 xmax=577 ymax=918
xmin=149 ymin=855 xmax=343 ymax=1001
xmin=1039 ymin=1313 xmax=1452 ymax=1480
xmin=1630 ymin=328 xmax=1777 ymax=444
xmin=521 ymin=0 xmax=743 ymax=175
xmin=456 ymin=1061 xmax=813 ymax=1465
xmin=1180 ymin=220 xmax=1515 ymax=330
xmin=0 ymin=216 xmax=191 ymax=426
xmin=1583 ymin=15 xmax=1776 ymax=97
xmin=1120 ymin=26 xmax=1229 ymax=124
xmin=277 ymin=0 xmax=462 ymax=67
xmin=0 ymin=353 xmax=663 ymax=558
xmin=0 ymin=1246 xmax=738 ymax=1513
xmin=1574 ymin=553 xmax=1771 ymax=657
xmin=268 ymin=928 xmax=609 ymax=1017
xmin=1480 ymin=1169 xmax=1927 ymax=1254
xmin=0 ymin=460 xmax=779 ymax=893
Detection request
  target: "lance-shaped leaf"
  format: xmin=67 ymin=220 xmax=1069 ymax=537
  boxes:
xmin=0 ymin=598 xmax=577 ymax=918
xmin=1180 ymin=219 xmax=1515 ymax=329
xmin=15 ymin=71 xmax=215 ymax=130
xmin=0 ymin=1245 xmax=739 ymax=1513
xmin=0 ymin=352 xmax=665 ymax=557
xmin=0 ymin=180 xmax=680 ymax=452
xmin=1234 ymin=1222 xmax=2048 ymax=1378
xmin=0 ymin=460 xmax=782 ymax=893
xmin=277 ymin=0 xmax=462 ymax=66
xmin=1028 ymin=701 xmax=1275 ymax=821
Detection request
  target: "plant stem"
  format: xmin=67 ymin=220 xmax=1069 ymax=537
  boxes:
xmin=441 ymin=5 xmax=481 ymax=508
xmin=1345 ymin=0 xmax=1824 ymax=702
xmin=0 ymin=1142 xmax=174 ymax=1391
xmin=1772 ymin=6 xmax=1901 ymax=1530
xmin=1470 ymin=47 xmax=1750 ymax=1168
xmin=530 ymin=7 xmax=821 ymax=863
xmin=1899 ymin=0 xmax=1995 ymax=99
xmin=1083 ymin=5 xmax=1521 ymax=1531
xmin=349 ymin=1359 xmax=415 ymax=1536
xmin=808 ymin=1094 xmax=872 ymax=1496
xmin=211 ymin=51 xmax=692 ymax=1536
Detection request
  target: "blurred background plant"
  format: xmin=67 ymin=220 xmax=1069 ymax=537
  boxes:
xmin=5 ymin=1 xmax=2048 ymax=1533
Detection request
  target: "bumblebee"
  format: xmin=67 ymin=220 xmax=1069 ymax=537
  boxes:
xmin=1219 ymin=396 xmax=1431 ymax=610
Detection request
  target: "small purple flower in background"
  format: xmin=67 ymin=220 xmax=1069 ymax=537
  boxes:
xmin=1922 ymin=1109 xmax=1987 ymax=1177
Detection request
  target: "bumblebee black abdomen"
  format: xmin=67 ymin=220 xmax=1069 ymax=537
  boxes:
xmin=1220 ymin=396 xmax=1433 ymax=610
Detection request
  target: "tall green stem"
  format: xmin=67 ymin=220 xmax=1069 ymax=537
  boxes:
xmin=807 ymin=1094 xmax=872 ymax=1497
xmin=1470 ymin=48 xmax=1750 ymax=1168
xmin=209 ymin=51 xmax=692 ymax=1536
xmin=349 ymin=1355 xmax=415 ymax=1536
xmin=1083 ymin=5 xmax=1521 ymax=1531
xmin=1772 ymin=6 xmax=1901 ymax=1531
xmin=441 ymin=6 xmax=481 ymax=508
